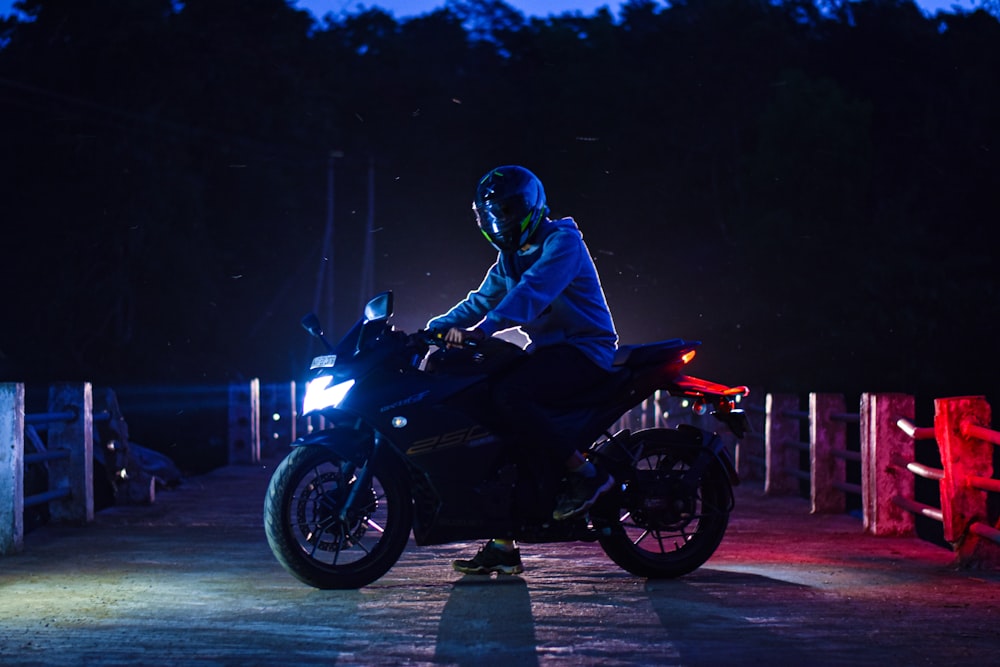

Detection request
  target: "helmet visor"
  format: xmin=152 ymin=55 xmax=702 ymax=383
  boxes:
xmin=473 ymin=165 xmax=547 ymax=251
xmin=480 ymin=197 xmax=530 ymax=241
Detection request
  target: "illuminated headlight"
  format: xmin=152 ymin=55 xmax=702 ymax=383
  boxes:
xmin=302 ymin=377 xmax=355 ymax=414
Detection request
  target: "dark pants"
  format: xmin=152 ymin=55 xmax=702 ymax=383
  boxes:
xmin=490 ymin=344 xmax=610 ymax=464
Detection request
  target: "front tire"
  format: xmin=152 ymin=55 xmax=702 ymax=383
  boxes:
xmin=264 ymin=444 xmax=413 ymax=589
xmin=596 ymin=428 xmax=733 ymax=579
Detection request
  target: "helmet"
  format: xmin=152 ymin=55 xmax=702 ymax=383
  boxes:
xmin=473 ymin=165 xmax=548 ymax=252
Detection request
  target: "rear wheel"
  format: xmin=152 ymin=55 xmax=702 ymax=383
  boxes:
xmin=264 ymin=444 xmax=412 ymax=589
xmin=596 ymin=429 xmax=733 ymax=578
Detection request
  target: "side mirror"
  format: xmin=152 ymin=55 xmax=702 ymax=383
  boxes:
xmin=363 ymin=291 xmax=393 ymax=322
xmin=301 ymin=313 xmax=324 ymax=338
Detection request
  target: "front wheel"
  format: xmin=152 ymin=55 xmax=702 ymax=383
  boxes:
xmin=595 ymin=428 xmax=734 ymax=579
xmin=264 ymin=444 xmax=413 ymax=589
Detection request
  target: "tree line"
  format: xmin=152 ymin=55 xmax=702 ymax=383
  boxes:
xmin=1 ymin=0 xmax=998 ymax=408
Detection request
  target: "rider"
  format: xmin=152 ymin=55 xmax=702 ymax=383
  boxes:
xmin=426 ymin=165 xmax=619 ymax=575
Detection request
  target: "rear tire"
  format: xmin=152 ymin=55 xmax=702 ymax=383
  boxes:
xmin=264 ymin=444 xmax=412 ymax=589
xmin=596 ymin=428 xmax=733 ymax=579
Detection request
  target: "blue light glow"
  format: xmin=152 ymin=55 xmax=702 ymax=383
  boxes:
xmin=302 ymin=378 xmax=355 ymax=414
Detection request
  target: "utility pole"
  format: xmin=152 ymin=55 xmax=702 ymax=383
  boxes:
xmin=313 ymin=150 xmax=343 ymax=330
xmin=358 ymin=155 xmax=376 ymax=310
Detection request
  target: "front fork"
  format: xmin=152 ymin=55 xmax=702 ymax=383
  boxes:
xmin=337 ymin=434 xmax=383 ymax=522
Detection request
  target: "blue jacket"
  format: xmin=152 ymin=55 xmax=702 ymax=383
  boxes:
xmin=427 ymin=217 xmax=619 ymax=370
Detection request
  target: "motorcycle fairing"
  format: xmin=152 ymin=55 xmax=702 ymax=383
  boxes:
xmin=291 ymin=428 xmax=372 ymax=466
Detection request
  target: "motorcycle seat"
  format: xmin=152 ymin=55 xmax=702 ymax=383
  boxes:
xmin=556 ymin=339 xmax=697 ymax=408
xmin=613 ymin=338 xmax=699 ymax=368
xmin=550 ymin=366 xmax=632 ymax=408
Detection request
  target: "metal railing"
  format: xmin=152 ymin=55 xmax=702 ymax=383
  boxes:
xmin=1 ymin=383 xmax=95 ymax=555
xmin=757 ymin=391 xmax=998 ymax=568
xmin=892 ymin=397 xmax=999 ymax=566
xmin=227 ymin=377 xmax=1000 ymax=569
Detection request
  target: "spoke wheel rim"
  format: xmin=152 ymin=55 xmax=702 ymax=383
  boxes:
xmin=617 ymin=450 xmax=723 ymax=557
xmin=290 ymin=462 xmax=388 ymax=567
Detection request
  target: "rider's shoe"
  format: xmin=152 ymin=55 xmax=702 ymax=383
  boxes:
xmin=552 ymin=468 xmax=615 ymax=521
xmin=452 ymin=540 xmax=524 ymax=575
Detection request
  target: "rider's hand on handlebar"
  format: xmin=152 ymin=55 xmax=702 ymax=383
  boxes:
xmin=444 ymin=327 xmax=486 ymax=348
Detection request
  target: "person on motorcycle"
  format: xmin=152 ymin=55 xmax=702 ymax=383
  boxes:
xmin=426 ymin=164 xmax=619 ymax=575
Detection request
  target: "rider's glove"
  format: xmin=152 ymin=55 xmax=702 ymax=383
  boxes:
xmin=445 ymin=327 xmax=486 ymax=346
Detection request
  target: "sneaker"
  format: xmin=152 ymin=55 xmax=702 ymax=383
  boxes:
xmin=552 ymin=469 xmax=615 ymax=521
xmin=452 ymin=540 xmax=524 ymax=575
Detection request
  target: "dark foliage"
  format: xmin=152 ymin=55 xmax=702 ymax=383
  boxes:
xmin=1 ymin=0 xmax=998 ymax=410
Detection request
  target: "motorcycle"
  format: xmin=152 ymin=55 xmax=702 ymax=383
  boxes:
xmin=264 ymin=291 xmax=750 ymax=589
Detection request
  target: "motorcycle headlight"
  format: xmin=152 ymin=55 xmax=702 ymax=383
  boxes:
xmin=302 ymin=377 xmax=355 ymax=414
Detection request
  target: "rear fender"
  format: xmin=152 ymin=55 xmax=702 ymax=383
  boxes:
xmin=680 ymin=426 xmax=740 ymax=487
xmin=673 ymin=376 xmax=752 ymax=438
xmin=706 ymin=431 xmax=741 ymax=487
xmin=673 ymin=374 xmax=749 ymax=398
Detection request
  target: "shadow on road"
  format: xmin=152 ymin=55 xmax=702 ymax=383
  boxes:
xmin=435 ymin=575 xmax=539 ymax=666
xmin=645 ymin=568 xmax=850 ymax=666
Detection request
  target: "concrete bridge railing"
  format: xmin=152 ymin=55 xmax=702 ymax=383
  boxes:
xmin=1 ymin=382 xmax=94 ymax=555
xmin=7 ymin=378 xmax=997 ymax=570
xmin=743 ymin=391 xmax=999 ymax=569
xmin=231 ymin=379 xmax=999 ymax=568
xmin=895 ymin=397 xmax=1000 ymax=568
xmin=1 ymin=382 xmax=156 ymax=555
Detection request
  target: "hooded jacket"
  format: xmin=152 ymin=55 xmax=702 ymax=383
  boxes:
xmin=427 ymin=217 xmax=619 ymax=370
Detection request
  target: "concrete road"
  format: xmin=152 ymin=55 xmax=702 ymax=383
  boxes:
xmin=1 ymin=458 xmax=998 ymax=666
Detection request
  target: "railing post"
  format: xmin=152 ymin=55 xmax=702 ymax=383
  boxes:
xmin=228 ymin=378 xmax=261 ymax=465
xmin=735 ymin=386 xmax=766 ymax=481
xmin=934 ymin=396 xmax=995 ymax=566
xmin=810 ymin=393 xmax=846 ymax=514
xmin=260 ymin=381 xmax=297 ymax=459
xmin=765 ymin=393 xmax=800 ymax=495
xmin=46 ymin=382 xmax=94 ymax=524
xmin=1 ymin=383 xmax=25 ymax=554
xmin=861 ymin=392 xmax=915 ymax=536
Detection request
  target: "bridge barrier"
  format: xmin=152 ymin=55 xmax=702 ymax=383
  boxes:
xmin=1 ymin=382 xmax=94 ymax=555
xmin=759 ymin=391 xmax=999 ymax=568
xmin=1 ymin=382 xmax=158 ymax=555
xmin=226 ymin=380 xmax=300 ymax=465
xmin=861 ymin=393 xmax=918 ymax=536
xmin=615 ymin=388 xmax=998 ymax=568
xmin=227 ymin=379 xmax=261 ymax=465
xmin=895 ymin=396 xmax=999 ymax=568
xmin=0 ymin=383 xmax=24 ymax=554
xmin=735 ymin=388 xmax=767 ymax=481
xmin=227 ymin=379 xmax=998 ymax=568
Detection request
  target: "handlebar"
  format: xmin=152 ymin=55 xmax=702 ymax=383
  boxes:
xmin=414 ymin=329 xmax=481 ymax=349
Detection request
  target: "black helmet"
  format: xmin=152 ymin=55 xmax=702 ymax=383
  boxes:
xmin=473 ymin=165 xmax=548 ymax=252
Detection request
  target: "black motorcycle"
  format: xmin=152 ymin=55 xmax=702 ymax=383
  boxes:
xmin=264 ymin=291 xmax=750 ymax=589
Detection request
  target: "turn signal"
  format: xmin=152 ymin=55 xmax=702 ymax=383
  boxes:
xmin=681 ymin=350 xmax=697 ymax=364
